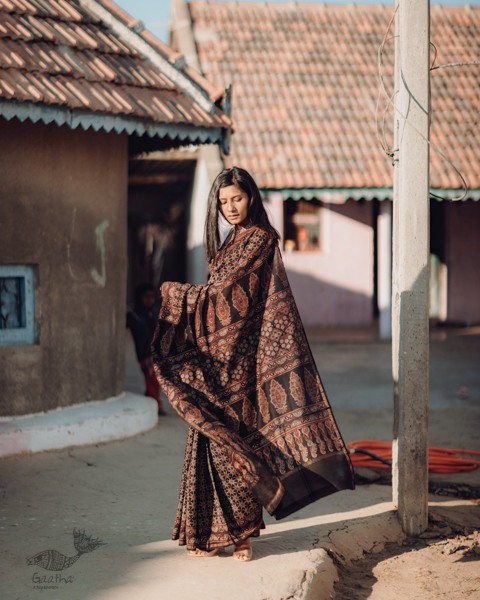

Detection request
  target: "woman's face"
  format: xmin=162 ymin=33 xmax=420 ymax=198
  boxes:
xmin=218 ymin=184 xmax=250 ymax=226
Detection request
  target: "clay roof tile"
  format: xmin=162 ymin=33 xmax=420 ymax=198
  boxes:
xmin=0 ymin=0 xmax=230 ymax=136
xmin=190 ymin=2 xmax=479 ymax=189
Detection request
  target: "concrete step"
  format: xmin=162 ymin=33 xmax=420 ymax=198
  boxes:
xmin=0 ymin=392 xmax=157 ymax=458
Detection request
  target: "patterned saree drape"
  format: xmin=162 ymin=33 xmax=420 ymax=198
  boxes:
xmin=152 ymin=225 xmax=355 ymax=550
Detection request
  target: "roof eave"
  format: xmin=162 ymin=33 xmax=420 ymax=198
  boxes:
xmin=262 ymin=187 xmax=480 ymax=202
xmin=0 ymin=100 xmax=224 ymax=148
xmin=262 ymin=188 xmax=394 ymax=202
xmin=79 ymin=0 xmax=229 ymax=120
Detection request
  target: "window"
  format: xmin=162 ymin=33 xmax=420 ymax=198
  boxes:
xmin=283 ymin=199 xmax=321 ymax=252
xmin=0 ymin=265 xmax=37 ymax=346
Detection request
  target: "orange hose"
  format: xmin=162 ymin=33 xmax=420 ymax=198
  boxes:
xmin=347 ymin=440 xmax=480 ymax=474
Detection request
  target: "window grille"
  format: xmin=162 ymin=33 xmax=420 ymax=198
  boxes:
xmin=0 ymin=265 xmax=37 ymax=346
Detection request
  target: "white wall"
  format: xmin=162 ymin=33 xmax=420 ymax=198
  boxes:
xmin=282 ymin=201 xmax=374 ymax=326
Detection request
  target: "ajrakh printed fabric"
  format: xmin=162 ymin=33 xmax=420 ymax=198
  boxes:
xmin=152 ymin=225 xmax=355 ymax=551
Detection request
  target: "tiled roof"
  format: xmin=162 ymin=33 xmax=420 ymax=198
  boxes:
xmin=0 ymin=0 xmax=230 ymax=146
xmin=189 ymin=2 xmax=480 ymax=191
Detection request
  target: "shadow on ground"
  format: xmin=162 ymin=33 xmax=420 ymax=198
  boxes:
xmin=333 ymin=502 xmax=480 ymax=600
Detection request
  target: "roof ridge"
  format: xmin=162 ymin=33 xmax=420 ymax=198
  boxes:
xmin=90 ymin=0 xmax=180 ymax=60
xmin=91 ymin=0 xmax=224 ymax=103
xmin=189 ymin=1 xmax=391 ymax=10
xmin=190 ymin=1 xmax=480 ymax=11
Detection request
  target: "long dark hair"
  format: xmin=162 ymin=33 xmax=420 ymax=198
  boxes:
xmin=204 ymin=166 xmax=279 ymax=261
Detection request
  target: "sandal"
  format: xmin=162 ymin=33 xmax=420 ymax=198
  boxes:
xmin=233 ymin=539 xmax=253 ymax=562
xmin=188 ymin=547 xmax=220 ymax=558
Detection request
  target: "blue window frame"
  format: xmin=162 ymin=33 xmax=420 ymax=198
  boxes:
xmin=0 ymin=265 xmax=37 ymax=346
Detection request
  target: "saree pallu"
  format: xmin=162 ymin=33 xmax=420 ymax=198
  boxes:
xmin=152 ymin=225 xmax=355 ymax=551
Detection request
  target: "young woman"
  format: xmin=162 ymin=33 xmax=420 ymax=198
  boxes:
xmin=152 ymin=167 xmax=355 ymax=562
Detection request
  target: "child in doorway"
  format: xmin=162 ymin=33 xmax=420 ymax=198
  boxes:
xmin=127 ymin=283 xmax=166 ymax=416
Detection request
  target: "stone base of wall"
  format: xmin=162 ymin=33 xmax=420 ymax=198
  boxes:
xmin=0 ymin=392 xmax=157 ymax=458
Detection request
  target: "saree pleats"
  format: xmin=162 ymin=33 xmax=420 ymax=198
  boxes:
xmin=152 ymin=225 xmax=355 ymax=551
xmin=173 ymin=427 xmax=264 ymax=550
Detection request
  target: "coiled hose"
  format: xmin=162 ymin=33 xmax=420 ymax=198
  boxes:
xmin=348 ymin=440 xmax=480 ymax=474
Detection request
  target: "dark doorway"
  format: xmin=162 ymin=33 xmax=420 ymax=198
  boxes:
xmin=430 ymin=199 xmax=446 ymax=320
xmin=127 ymin=154 xmax=197 ymax=306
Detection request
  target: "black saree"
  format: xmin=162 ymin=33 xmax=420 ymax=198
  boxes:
xmin=152 ymin=225 xmax=355 ymax=550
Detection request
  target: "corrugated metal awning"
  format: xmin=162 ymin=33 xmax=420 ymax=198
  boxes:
xmin=0 ymin=101 xmax=224 ymax=147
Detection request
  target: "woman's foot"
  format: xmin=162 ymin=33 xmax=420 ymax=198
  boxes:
xmin=233 ymin=538 xmax=252 ymax=562
xmin=188 ymin=547 xmax=219 ymax=558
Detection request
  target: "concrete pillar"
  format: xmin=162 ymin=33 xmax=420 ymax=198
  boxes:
xmin=391 ymin=0 xmax=401 ymax=516
xmin=264 ymin=192 xmax=284 ymax=246
xmin=378 ymin=201 xmax=392 ymax=339
xmin=187 ymin=145 xmax=225 ymax=283
xmin=187 ymin=155 xmax=209 ymax=283
xmin=392 ymin=0 xmax=431 ymax=536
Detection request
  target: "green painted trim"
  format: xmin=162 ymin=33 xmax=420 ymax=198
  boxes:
xmin=261 ymin=187 xmax=480 ymax=202
xmin=261 ymin=188 xmax=393 ymax=201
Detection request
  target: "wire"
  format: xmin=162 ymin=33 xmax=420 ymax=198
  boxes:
xmin=376 ymin=6 xmax=471 ymax=202
xmin=348 ymin=440 xmax=480 ymax=474
xmin=431 ymin=59 xmax=480 ymax=72
xmin=376 ymin=11 xmax=398 ymax=163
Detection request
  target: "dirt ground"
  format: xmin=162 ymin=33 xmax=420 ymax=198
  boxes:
xmin=334 ymin=498 xmax=480 ymax=599
xmin=313 ymin=329 xmax=480 ymax=599
xmin=2 ymin=330 xmax=470 ymax=600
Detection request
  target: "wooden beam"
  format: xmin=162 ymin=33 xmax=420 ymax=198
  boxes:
xmin=128 ymin=174 xmax=186 ymax=186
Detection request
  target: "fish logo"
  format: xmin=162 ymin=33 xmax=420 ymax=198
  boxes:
xmin=26 ymin=528 xmax=105 ymax=571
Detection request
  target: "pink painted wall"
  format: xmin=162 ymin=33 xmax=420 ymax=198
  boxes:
xmin=446 ymin=201 xmax=480 ymax=324
xmin=282 ymin=201 xmax=374 ymax=326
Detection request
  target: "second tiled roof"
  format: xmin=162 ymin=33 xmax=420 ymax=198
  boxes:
xmin=189 ymin=2 xmax=480 ymax=191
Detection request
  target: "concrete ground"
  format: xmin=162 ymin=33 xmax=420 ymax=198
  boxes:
xmin=0 ymin=328 xmax=478 ymax=600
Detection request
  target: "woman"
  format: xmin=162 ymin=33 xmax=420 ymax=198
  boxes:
xmin=151 ymin=167 xmax=355 ymax=562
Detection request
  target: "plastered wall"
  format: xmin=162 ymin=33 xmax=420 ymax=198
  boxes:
xmin=0 ymin=118 xmax=128 ymax=416
xmin=282 ymin=201 xmax=374 ymax=326
xmin=446 ymin=201 xmax=480 ymax=325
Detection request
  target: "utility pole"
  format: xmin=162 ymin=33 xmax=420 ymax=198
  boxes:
xmin=391 ymin=0 xmax=431 ymax=536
